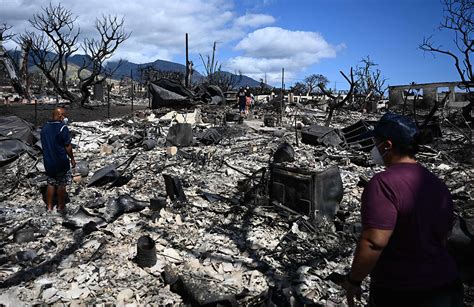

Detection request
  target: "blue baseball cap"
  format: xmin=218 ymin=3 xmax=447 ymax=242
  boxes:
xmin=366 ymin=112 xmax=419 ymax=144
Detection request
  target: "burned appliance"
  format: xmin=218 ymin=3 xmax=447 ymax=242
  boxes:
xmin=340 ymin=120 xmax=376 ymax=152
xmin=301 ymin=124 xmax=343 ymax=147
xmin=269 ymin=164 xmax=343 ymax=222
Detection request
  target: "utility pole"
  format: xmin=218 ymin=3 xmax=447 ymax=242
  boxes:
xmin=107 ymin=83 xmax=111 ymax=119
xmin=55 ymin=62 xmax=60 ymax=106
xmin=185 ymin=33 xmax=189 ymax=88
xmin=131 ymin=69 xmax=134 ymax=112
xmin=107 ymin=84 xmax=112 ymax=119
xmin=34 ymin=98 xmax=37 ymax=127
xmin=148 ymin=84 xmax=151 ymax=109
xmin=295 ymin=108 xmax=299 ymax=147
xmin=280 ymin=68 xmax=284 ymax=126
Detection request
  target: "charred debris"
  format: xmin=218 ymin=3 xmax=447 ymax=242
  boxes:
xmin=0 ymin=79 xmax=473 ymax=306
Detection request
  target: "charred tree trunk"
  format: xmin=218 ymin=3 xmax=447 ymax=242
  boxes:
xmin=19 ymin=38 xmax=32 ymax=99
xmin=318 ymin=68 xmax=355 ymax=127
xmin=421 ymin=92 xmax=450 ymax=128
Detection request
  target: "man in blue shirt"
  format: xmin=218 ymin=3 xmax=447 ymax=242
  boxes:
xmin=40 ymin=107 xmax=76 ymax=212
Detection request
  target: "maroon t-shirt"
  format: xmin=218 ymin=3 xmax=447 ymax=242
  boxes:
xmin=362 ymin=163 xmax=458 ymax=290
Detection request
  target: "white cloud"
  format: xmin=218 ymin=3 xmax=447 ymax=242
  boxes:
xmin=228 ymin=27 xmax=344 ymax=84
xmin=1 ymin=1 xmax=342 ymax=84
xmin=226 ymin=56 xmax=298 ymax=84
xmin=0 ymin=0 xmax=246 ymax=62
xmin=234 ymin=13 xmax=275 ymax=28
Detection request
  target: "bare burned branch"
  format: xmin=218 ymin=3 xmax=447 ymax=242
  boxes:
xmin=304 ymin=74 xmax=329 ymax=96
xmin=318 ymin=68 xmax=356 ymax=126
xmin=77 ymin=15 xmax=130 ymax=105
xmin=17 ymin=3 xmax=129 ymax=106
xmin=18 ymin=3 xmax=80 ymax=103
xmin=420 ymin=0 xmax=472 ymax=143
xmin=354 ymin=56 xmax=387 ymax=102
xmin=0 ymin=23 xmax=14 ymax=41
xmin=420 ymin=0 xmax=472 ymax=89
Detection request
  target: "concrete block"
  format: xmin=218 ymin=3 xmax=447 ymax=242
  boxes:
xmin=166 ymin=146 xmax=178 ymax=156
xmin=100 ymin=144 xmax=113 ymax=155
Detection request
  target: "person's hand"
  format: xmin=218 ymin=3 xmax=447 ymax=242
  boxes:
xmin=70 ymin=158 xmax=76 ymax=169
xmin=343 ymin=276 xmax=362 ymax=307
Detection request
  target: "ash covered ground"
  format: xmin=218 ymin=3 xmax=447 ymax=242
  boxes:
xmin=0 ymin=102 xmax=473 ymax=306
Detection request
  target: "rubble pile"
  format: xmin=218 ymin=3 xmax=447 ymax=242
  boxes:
xmin=0 ymin=106 xmax=473 ymax=305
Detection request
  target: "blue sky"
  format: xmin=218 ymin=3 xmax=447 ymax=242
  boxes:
xmin=1 ymin=0 xmax=462 ymax=88
xmin=221 ymin=0 xmax=460 ymax=88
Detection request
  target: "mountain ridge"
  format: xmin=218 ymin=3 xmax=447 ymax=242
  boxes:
xmin=7 ymin=50 xmax=264 ymax=88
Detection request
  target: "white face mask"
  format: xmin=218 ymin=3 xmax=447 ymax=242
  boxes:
xmin=62 ymin=117 xmax=69 ymax=125
xmin=371 ymin=144 xmax=385 ymax=166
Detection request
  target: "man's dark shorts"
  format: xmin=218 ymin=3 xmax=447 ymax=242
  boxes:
xmin=47 ymin=170 xmax=72 ymax=186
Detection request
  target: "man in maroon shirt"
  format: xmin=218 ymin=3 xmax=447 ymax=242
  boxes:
xmin=345 ymin=113 xmax=462 ymax=306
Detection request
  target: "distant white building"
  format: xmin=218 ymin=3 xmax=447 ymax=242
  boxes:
xmin=388 ymin=81 xmax=472 ymax=108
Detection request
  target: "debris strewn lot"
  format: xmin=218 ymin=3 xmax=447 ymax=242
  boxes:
xmin=0 ymin=101 xmax=473 ymax=306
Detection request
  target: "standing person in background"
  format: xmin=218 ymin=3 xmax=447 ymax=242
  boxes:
xmin=250 ymin=92 xmax=255 ymax=112
xmin=344 ymin=112 xmax=462 ymax=307
xmin=237 ymin=87 xmax=246 ymax=116
xmin=40 ymin=107 xmax=75 ymax=213
xmin=245 ymin=86 xmax=252 ymax=115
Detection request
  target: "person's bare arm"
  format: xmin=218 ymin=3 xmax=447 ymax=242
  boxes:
xmin=349 ymin=228 xmax=393 ymax=281
xmin=65 ymin=144 xmax=76 ymax=168
xmin=345 ymin=228 xmax=393 ymax=306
